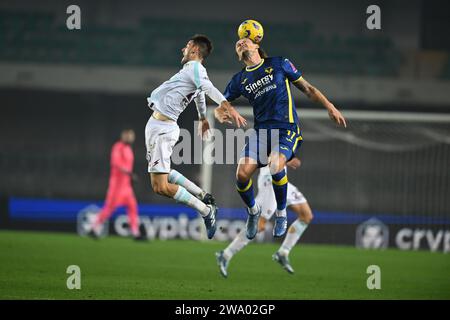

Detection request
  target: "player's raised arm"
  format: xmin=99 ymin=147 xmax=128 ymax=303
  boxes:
xmin=214 ymin=72 xmax=247 ymax=127
xmin=214 ymin=101 xmax=247 ymax=128
xmin=192 ymin=63 xmax=247 ymax=128
xmin=292 ymin=77 xmax=347 ymax=128
xmin=199 ymin=80 xmax=247 ymax=128
xmin=281 ymin=57 xmax=346 ymax=128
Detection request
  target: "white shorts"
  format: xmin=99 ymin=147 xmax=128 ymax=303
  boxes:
xmin=145 ymin=116 xmax=180 ymax=173
xmin=255 ymin=174 xmax=307 ymax=220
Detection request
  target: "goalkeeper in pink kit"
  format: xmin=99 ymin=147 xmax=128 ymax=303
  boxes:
xmin=88 ymin=129 xmax=142 ymax=239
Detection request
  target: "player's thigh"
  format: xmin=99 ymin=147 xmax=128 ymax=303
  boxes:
xmin=288 ymin=202 xmax=313 ymax=224
xmin=240 ymin=128 xmax=270 ymax=167
xmin=145 ymin=118 xmax=180 ymax=174
xmin=269 ymin=128 xmax=301 ymax=173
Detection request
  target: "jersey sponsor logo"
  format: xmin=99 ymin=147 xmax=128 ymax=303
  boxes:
xmin=254 ymin=84 xmax=277 ymax=99
xmin=241 ymin=78 xmax=248 ymax=85
xmin=244 ymin=74 xmax=274 ymax=94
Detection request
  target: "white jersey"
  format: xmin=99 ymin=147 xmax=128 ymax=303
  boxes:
xmin=256 ymin=166 xmax=307 ymax=219
xmin=147 ymin=60 xmax=226 ymax=121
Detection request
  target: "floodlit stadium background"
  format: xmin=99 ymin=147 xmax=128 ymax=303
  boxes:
xmin=1 ymin=0 xmax=450 ymax=253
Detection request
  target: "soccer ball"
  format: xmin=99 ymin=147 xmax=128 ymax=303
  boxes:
xmin=237 ymin=19 xmax=264 ymax=43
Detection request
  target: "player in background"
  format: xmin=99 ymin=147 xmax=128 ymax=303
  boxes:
xmin=215 ymin=157 xmax=312 ymax=277
xmin=215 ymin=38 xmax=346 ymax=240
xmin=146 ymin=34 xmax=246 ymax=239
xmin=88 ymin=129 xmax=142 ymax=239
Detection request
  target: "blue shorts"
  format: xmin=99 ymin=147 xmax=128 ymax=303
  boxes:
xmin=240 ymin=126 xmax=303 ymax=167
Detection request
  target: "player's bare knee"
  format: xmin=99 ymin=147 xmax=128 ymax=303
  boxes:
xmin=302 ymin=213 xmax=313 ymax=224
xmin=268 ymin=155 xmax=286 ymax=174
xmin=151 ymin=181 xmax=168 ymax=196
xmin=236 ymin=168 xmax=251 ymax=182
xmin=300 ymin=205 xmax=314 ymax=224
xmin=158 ymin=187 xmax=171 ymax=197
xmin=151 ymin=183 xmax=161 ymax=194
xmin=268 ymin=161 xmax=277 ymax=175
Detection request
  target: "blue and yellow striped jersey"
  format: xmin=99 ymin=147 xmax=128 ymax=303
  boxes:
xmin=224 ymin=56 xmax=302 ymax=130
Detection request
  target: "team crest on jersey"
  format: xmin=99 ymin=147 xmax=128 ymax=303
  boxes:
xmin=264 ymin=67 xmax=273 ymax=74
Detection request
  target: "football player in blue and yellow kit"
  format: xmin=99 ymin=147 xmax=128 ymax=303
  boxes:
xmin=215 ymin=38 xmax=346 ymax=240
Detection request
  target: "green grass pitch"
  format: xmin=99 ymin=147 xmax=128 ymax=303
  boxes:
xmin=0 ymin=230 xmax=449 ymax=299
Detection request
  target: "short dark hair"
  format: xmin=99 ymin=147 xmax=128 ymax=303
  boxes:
xmin=190 ymin=34 xmax=213 ymax=59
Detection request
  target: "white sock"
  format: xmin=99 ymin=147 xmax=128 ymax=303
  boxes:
xmin=173 ymin=186 xmax=210 ymax=217
xmin=169 ymin=169 xmax=205 ymax=199
xmin=278 ymin=219 xmax=309 ymax=256
xmin=248 ymin=203 xmax=260 ymax=215
xmin=275 ymin=208 xmax=287 ymax=217
xmin=223 ymin=230 xmax=251 ymax=260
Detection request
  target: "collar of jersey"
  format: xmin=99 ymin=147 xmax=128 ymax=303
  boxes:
xmin=184 ymin=60 xmax=200 ymax=67
xmin=245 ymin=59 xmax=265 ymax=72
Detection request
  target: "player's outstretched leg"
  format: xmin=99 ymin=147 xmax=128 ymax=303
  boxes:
xmin=151 ymin=173 xmax=217 ymax=239
xmin=236 ymin=159 xmax=260 ymax=239
xmin=216 ymin=231 xmax=249 ymax=278
xmin=216 ymin=217 xmax=266 ymax=278
xmin=273 ymin=203 xmax=313 ymax=274
xmin=270 ymin=162 xmax=288 ymax=237
xmin=168 ymin=169 xmax=216 ymax=205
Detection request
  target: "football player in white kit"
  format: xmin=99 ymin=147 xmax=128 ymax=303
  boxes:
xmin=215 ymin=157 xmax=314 ymax=276
xmin=145 ymin=34 xmax=246 ymax=239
